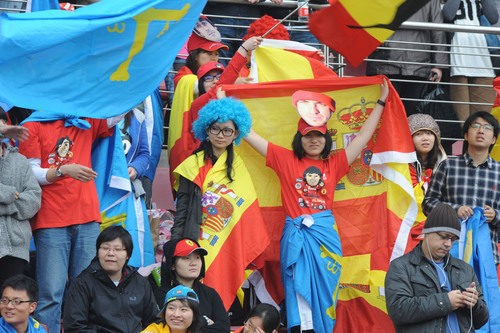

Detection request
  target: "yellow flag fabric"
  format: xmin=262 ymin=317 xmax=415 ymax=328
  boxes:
xmin=223 ymin=76 xmax=417 ymax=331
xmin=173 ymin=150 xmax=269 ymax=308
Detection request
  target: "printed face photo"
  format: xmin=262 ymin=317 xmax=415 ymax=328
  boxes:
xmin=296 ymin=99 xmax=331 ymax=127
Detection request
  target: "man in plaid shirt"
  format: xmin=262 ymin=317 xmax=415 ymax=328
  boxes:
xmin=423 ymin=111 xmax=500 ymax=265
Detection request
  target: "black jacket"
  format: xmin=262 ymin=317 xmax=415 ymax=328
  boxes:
xmin=385 ymin=243 xmax=489 ymax=332
xmin=152 ymin=238 xmax=230 ymax=333
xmin=171 ymin=175 xmax=202 ymax=240
xmin=63 ymin=258 xmax=159 ymax=333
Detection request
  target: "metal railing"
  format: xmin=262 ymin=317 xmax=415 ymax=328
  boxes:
xmin=2 ymin=0 xmax=499 ymax=152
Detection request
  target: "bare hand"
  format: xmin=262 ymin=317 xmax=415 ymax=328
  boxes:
xmin=235 ymin=77 xmax=254 ymax=85
xmin=128 ymin=167 xmax=137 ymax=181
xmin=316 ymin=49 xmax=325 ymax=61
xmin=462 ymin=282 xmax=478 ymax=308
xmin=448 ymin=290 xmax=465 ymax=310
xmin=216 ymin=87 xmax=226 ymax=100
xmin=61 ymin=164 xmax=97 ymax=182
xmin=246 ymin=0 xmax=259 ymax=3
xmin=380 ymin=78 xmax=390 ymax=102
xmin=241 ymin=36 xmax=263 ymax=53
xmin=0 ymin=124 xmax=29 ymax=142
xmin=270 ymin=0 xmax=283 ymax=4
xmin=429 ymin=68 xmax=442 ymax=82
xmin=14 ymin=192 xmax=19 ymax=200
xmin=483 ymin=205 xmax=496 ymax=223
xmin=458 ymin=206 xmax=474 ymax=220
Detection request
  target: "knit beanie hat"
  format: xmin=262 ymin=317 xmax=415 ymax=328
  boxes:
xmin=408 ymin=113 xmax=441 ymax=139
xmin=422 ymin=204 xmax=461 ymax=237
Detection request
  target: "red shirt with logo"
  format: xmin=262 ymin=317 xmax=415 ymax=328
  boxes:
xmin=266 ymin=142 xmax=350 ymax=219
xmin=19 ymin=119 xmax=112 ymax=230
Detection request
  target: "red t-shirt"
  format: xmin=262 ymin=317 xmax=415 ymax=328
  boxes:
xmin=266 ymin=143 xmax=350 ymax=219
xmin=18 ymin=119 xmax=112 ymax=230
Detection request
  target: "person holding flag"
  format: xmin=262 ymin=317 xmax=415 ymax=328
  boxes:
xmin=243 ymin=79 xmax=389 ymax=332
xmin=170 ymin=97 xmax=269 ymax=310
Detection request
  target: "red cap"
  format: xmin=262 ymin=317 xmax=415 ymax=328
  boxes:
xmin=187 ymin=33 xmax=228 ymax=52
xmin=197 ymin=61 xmax=224 ymax=79
xmin=174 ymin=239 xmax=208 ymax=257
xmin=297 ymin=118 xmax=327 ymax=135
xmin=292 ymin=90 xmax=336 ymax=113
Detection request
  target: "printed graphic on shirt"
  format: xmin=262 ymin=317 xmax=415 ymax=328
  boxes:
xmin=296 ymin=166 xmax=328 ymax=210
xmin=47 ymin=136 xmax=73 ymax=168
xmin=200 ymin=181 xmax=245 ymax=247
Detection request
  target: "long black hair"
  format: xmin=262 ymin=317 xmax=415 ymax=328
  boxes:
xmin=193 ymin=121 xmax=237 ymax=182
xmin=291 ymin=131 xmax=332 ymax=160
xmin=415 ymin=132 xmax=439 ymax=171
xmin=160 ymin=298 xmax=202 ymax=333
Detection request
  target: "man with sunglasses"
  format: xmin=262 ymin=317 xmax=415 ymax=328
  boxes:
xmin=423 ymin=111 xmax=500 ymax=266
xmin=0 ymin=274 xmax=47 ymax=332
xmin=385 ymin=204 xmax=489 ymax=332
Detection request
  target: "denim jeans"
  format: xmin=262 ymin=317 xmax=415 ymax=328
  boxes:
xmin=34 ymin=222 xmax=100 ymax=333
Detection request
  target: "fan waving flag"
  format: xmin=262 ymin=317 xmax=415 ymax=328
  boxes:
xmin=222 ymin=76 xmax=417 ymax=332
xmin=0 ymin=0 xmax=206 ymax=117
xmin=309 ymin=0 xmax=431 ymax=67
xmin=490 ymin=77 xmax=500 ymax=160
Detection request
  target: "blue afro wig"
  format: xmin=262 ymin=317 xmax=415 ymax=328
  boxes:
xmin=193 ymin=97 xmax=252 ymax=146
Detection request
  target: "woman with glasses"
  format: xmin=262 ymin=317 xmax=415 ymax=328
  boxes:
xmin=63 ymin=226 xmax=159 ymax=333
xmin=234 ymin=303 xmax=280 ymax=333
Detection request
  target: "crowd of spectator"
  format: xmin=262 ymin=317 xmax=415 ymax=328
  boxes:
xmin=1 ymin=0 xmax=500 ymax=332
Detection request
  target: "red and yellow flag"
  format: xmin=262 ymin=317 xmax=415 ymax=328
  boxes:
xmin=173 ymin=150 xmax=270 ymax=309
xmin=222 ymin=76 xmax=417 ymax=332
xmin=309 ymin=0 xmax=431 ymax=67
xmin=490 ymin=77 xmax=500 ymax=160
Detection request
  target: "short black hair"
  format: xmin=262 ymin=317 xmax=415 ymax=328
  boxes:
xmin=1 ymin=274 xmax=39 ymax=302
xmin=462 ymin=111 xmax=500 ymax=153
xmin=292 ymin=131 xmax=332 ymax=160
xmin=247 ymin=303 xmax=281 ymax=333
xmin=96 ymin=226 xmax=133 ymax=260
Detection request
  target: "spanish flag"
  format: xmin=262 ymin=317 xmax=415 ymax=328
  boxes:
xmin=489 ymin=76 xmax=500 ymax=281
xmin=168 ymin=73 xmax=197 ymax=185
xmin=222 ymin=76 xmax=417 ymax=332
xmin=173 ymin=150 xmax=270 ymax=309
xmin=309 ymin=0 xmax=431 ymax=67
xmin=490 ymin=77 xmax=500 ymax=160
xmin=249 ymin=39 xmax=337 ymax=82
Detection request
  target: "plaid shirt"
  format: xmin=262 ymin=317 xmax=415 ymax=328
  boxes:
xmin=423 ymin=153 xmax=500 ymax=264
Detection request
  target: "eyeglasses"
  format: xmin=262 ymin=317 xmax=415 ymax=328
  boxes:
xmin=203 ymin=73 xmax=221 ymax=83
xmin=0 ymin=297 xmax=34 ymax=306
xmin=436 ymin=232 xmax=459 ymax=243
xmin=470 ymin=122 xmax=494 ymax=131
xmin=208 ymin=126 xmax=234 ymax=137
xmin=99 ymin=246 xmax=126 ymax=254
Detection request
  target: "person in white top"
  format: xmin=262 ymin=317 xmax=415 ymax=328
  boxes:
xmin=442 ymin=0 xmax=499 ymax=121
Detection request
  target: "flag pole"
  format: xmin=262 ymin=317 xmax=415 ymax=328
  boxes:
xmin=261 ymin=1 xmax=309 ymax=38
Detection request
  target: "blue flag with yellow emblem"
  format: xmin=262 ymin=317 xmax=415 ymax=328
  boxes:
xmin=0 ymin=0 xmax=206 ymax=116
xmin=451 ymin=208 xmax=500 ymax=333
xmin=91 ymin=128 xmax=154 ymax=267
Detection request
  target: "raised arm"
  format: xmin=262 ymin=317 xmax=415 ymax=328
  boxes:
xmin=345 ymin=79 xmax=389 ymax=165
xmin=244 ymin=129 xmax=269 ymax=157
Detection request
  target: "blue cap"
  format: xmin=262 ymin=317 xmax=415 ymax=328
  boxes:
xmin=158 ymin=285 xmax=199 ymax=317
